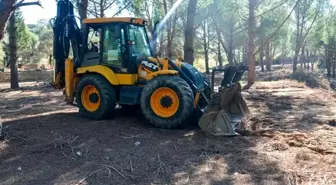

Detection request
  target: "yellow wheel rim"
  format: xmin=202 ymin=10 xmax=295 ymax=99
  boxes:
xmin=81 ymin=85 xmax=101 ymax=112
xmin=150 ymin=87 xmax=179 ymax=118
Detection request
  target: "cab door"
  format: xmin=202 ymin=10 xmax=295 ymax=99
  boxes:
xmin=101 ymin=24 xmax=125 ymax=69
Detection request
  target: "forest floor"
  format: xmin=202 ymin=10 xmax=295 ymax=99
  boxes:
xmin=1 ymin=65 xmax=336 ymax=185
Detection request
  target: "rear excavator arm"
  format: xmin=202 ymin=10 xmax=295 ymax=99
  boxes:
xmin=51 ymin=0 xmax=84 ymax=89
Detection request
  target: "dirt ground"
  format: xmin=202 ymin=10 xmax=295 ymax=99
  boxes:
xmin=1 ymin=68 xmax=336 ymax=185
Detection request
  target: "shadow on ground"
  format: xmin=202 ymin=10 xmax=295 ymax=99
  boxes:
xmin=0 ymin=108 xmax=288 ymax=185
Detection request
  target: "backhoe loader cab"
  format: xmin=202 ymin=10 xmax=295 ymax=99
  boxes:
xmin=81 ymin=18 xmax=152 ymax=73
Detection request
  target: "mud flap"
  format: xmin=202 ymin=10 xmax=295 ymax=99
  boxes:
xmin=198 ymin=83 xmax=249 ymax=136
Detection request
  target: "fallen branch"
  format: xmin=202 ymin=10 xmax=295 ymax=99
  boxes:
xmin=100 ymin=164 xmax=125 ymax=178
xmin=118 ymin=132 xmax=143 ymax=139
xmin=12 ymin=135 xmax=32 ymax=144
xmin=154 ymin=154 xmax=168 ymax=175
xmin=129 ymin=159 xmax=134 ymax=172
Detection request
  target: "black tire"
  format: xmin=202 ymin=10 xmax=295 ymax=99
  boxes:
xmin=141 ymin=75 xmax=194 ymax=128
xmin=76 ymin=74 xmax=116 ymax=120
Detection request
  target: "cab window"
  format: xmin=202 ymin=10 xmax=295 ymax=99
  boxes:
xmin=128 ymin=25 xmax=151 ymax=57
xmin=102 ymin=25 xmax=123 ymax=66
xmin=87 ymin=28 xmax=101 ymax=53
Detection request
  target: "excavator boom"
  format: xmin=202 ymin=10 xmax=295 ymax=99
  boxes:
xmin=51 ymin=0 xmax=83 ymax=87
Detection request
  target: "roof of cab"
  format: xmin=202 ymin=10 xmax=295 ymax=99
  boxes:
xmin=82 ymin=17 xmax=146 ymax=25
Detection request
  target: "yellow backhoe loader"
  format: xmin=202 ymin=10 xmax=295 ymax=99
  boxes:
xmin=50 ymin=0 xmax=249 ymax=135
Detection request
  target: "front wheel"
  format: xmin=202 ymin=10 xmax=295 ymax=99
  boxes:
xmin=76 ymin=75 xmax=116 ymax=120
xmin=140 ymin=75 xmax=194 ymax=128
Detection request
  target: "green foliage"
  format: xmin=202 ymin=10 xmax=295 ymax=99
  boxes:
xmin=1 ymin=12 xmax=53 ymax=68
xmin=28 ymin=19 xmax=54 ymax=62
xmin=1 ymin=10 xmax=40 ymax=66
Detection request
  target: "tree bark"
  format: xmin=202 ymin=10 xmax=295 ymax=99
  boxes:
xmin=77 ymin=0 xmax=88 ymax=27
xmin=227 ymin=17 xmax=234 ymax=64
xmin=301 ymin=45 xmax=305 ymax=69
xmin=184 ymin=0 xmax=197 ymax=64
xmin=0 ymin=0 xmax=16 ymax=41
xmin=202 ymin=22 xmax=209 ymax=74
xmin=217 ymin=29 xmax=223 ymax=68
xmin=163 ymin=0 xmax=178 ymax=58
xmin=9 ymin=12 xmax=19 ymax=89
xmin=293 ymin=14 xmax=300 ymax=72
xmin=331 ymin=51 xmax=336 ymax=78
xmin=259 ymin=35 xmax=264 ymax=72
xmin=265 ymin=41 xmax=271 ymax=71
xmin=244 ymin=0 xmax=256 ymax=89
xmin=326 ymin=44 xmax=331 ymax=77
xmin=306 ymin=50 xmax=310 ymax=71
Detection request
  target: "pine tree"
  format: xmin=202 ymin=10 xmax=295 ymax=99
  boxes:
xmin=8 ymin=10 xmax=19 ymax=89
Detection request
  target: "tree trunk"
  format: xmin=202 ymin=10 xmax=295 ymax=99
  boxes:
xmin=245 ymin=0 xmax=256 ymax=89
xmin=9 ymin=12 xmax=19 ymax=89
xmin=217 ymin=41 xmax=223 ymax=69
xmin=227 ymin=17 xmax=234 ymax=64
xmin=0 ymin=0 xmax=16 ymax=41
xmin=168 ymin=5 xmax=178 ymax=58
xmin=202 ymin=22 xmax=209 ymax=74
xmin=331 ymin=52 xmax=336 ymax=78
xmin=266 ymin=41 xmax=271 ymax=71
xmin=77 ymin=0 xmax=88 ymax=28
xmin=293 ymin=11 xmax=301 ymax=72
xmin=217 ymin=30 xmax=223 ymax=68
xmin=163 ymin=0 xmax=173 ymax=57
xmin=184 ymin=0 xmax=197 ymax=64
xmin=301 ymin=45 xmax=306 ymax=69
xmin=326 ymin=45 xmax=331 ymax=77
xmin=306 ymin=50 xmax=310 ymax=71
xmin=259 ymin=38 xmax=264 ymax=72
xmin=293 ymin=50 xmax=299 ymax=72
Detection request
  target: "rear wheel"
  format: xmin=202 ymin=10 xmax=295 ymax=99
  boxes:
xmin=141 ymin=75 xmax=194 ymax=128
xmin=76 ymin=75 xmax=116 ymax=120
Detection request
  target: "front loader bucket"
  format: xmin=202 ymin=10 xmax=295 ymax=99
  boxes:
xmin=199 ymin=65 xmax=249 ymax=136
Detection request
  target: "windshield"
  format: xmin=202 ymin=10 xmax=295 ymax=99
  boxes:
xmin=128 ymin=25 xmax=151 ymax=57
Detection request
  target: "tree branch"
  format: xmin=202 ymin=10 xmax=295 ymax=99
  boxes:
xmin=298 ymin=6 xmax=320 ymax=51
xmin=253 ymin=0 xmax=300 ymax=56
xmin=255 ymin=0 xmax=289 ymax=19
xmin=256 ymin=0 xmax=266 ymax=9
xmin=103 ymin=0 xmax=117 ymax=11
xmin=14 ymin=0 xmax=43 ymax=9
xmin=112 ymin=1 xmax=132 ymax=17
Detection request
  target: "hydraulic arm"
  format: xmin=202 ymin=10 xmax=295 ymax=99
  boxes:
xmin=51 ymin=0 xmax=84 ymax=89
